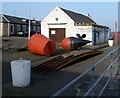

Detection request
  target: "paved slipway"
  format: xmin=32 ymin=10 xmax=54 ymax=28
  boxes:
xmin=2 ymin=37 xmax=120 ymax=97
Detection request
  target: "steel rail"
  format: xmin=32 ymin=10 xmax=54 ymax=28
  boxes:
xmin=51 ymin=67 xmax=92 ymax=97
xmin=93 ymin=46 xmax=119 ymax=68
xmin=98 ymin=63 xmax=119 ymax=96
xmin=51 ymin=46 xmax=120 ymax=97
xmin=84 ymin=55 xmax=119 ymax=96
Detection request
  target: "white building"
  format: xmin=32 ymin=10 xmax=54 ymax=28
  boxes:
xmin=41 ymin=6 xmax=109 ymax=45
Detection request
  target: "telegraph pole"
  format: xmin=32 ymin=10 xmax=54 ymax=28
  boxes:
xmin=115 ymin=21 xmax=118 ymax=33
xmin=28 ymin=0 xmax=31 ymax=39
xmin=114 ymin=21 xmax=118 ymax=45
xmin=118 ymin=1 xmax=120 ymax=47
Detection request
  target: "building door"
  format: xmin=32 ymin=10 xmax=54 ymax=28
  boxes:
xmin=10 ymin=24 xmax=14 ymax=34
xmin=94 ymin=31 xmax=99 ymax=45
xmin=49 ymin=28 xmax=65 ymax=43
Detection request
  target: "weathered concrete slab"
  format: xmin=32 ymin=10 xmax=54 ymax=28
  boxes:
xmin=2 ymin=37 xmax=28 ymax=50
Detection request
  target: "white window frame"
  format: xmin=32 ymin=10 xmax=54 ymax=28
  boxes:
xmin=10 ymin=24 xmax=14 ymax=34
xmin=22 ymin=25 xmax=26 ymax=31
xmin=17 ymin=25 xmax=21 ymax=31
xmin=51 ymin=30 xmax=56 ymax=34
xmin=33 ymin=26 xmax=36 ymax=31
xmin=37 ymin=27 xmax=40 ymax=31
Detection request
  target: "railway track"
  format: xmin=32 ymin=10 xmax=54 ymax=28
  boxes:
xmin=32 ymin=49 xmax=103 ymax=74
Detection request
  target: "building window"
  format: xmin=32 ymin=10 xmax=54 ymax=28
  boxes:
xmin=33 ymin=26 xmax=36 ymax=31
xmin=37 ymin=27 xmax=40 ymax=31
xmin=17 ymin=25 xmax=21 ymax=31
xmin=10 ymin=24 xmax=14 ymax=33
xmin=55 ymin=18 xmax=58 ymax=21
xmin=51 ymin=30 xmax=56 ymax=34
xmin=32 ymin=21 xmax=36 ymax=24
xmin=22 ymin=25 xmax=26 ymax=31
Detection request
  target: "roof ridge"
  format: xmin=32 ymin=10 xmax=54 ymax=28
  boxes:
xmin=60 ymin=7 xmax=86 ymax=17
xmin=59 ymin=7 xmax=96 ymax=24
xmin=3 ymin=14 xmax=27 ymax=19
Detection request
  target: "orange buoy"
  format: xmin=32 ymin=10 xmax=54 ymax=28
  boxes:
xmin=61 ymin=37 xmax=91 ymax=50
xmin=61 ymin=37 xmax=71 ymax=50
xmin=28 ymin=34 xmax=56 ymax=56
xmin=114 ymin=32 xmax=118 ymax=45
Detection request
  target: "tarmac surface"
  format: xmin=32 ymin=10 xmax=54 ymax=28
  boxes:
xmin=2 ymin=37 xmax=120 ymax=97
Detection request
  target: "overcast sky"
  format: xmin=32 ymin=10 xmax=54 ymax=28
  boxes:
xmin=2 ymin=2 xmax=118 ymax=31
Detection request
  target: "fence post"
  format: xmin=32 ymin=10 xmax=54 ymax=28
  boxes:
xmin=91 ymin=66 xmax=95 ymax=97
xmin=116 ymin=47 xmax=120 ymax=75
xmin=118 ymin=47 xmax=120 ymax=74
xmin=117 ymin=47 xmax=120 ymax=95
xmin=109 ymin=53 xmax=113 ymax=87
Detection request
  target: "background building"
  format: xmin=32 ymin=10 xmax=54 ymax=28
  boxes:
xmin=0 ymin=14 xmax=41 ymax=36
xmin=41 ymin=6 xmax=109 ymax=45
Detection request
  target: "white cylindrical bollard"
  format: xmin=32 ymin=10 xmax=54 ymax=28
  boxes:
xmin=108 ymin=40 xmax=114 ymax=46
xmin=11 ymin=60 xmax=31 ymax=87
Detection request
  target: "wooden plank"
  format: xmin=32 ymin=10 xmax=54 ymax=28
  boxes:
xmin=32 ymin=49 xmax=103 ymax=74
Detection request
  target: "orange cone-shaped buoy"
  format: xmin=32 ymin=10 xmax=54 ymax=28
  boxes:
xmin=61 ymin=37 xmax=91 ymax=50
xmin=28 ymin=34 xmax=56 ymax=56
xmin=61 ymin=37 xmax=71 ymax=50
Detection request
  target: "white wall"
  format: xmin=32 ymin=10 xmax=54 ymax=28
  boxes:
xmin=41 ymin=6 xmax=74 ymax=38
xmin=74 ymin=26 xmax=93 ymax=45
xmin=0 ymin=23 xmax=10 ymax=36
xmin=0 ymin=23 xmax=3 ymax=36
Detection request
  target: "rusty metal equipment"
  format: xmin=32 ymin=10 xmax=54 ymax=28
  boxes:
xmin=32 ymin=49 xmax=103 ymax=74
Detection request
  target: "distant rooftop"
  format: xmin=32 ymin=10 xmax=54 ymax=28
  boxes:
xmin=0 ymin=14 xmax=41 ymax=25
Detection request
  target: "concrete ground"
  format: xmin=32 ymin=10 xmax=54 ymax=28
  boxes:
xmin=2 ymin=37 xmax=120 ymax=97
xmin=103 ymin=71 xmax=120 ymax=96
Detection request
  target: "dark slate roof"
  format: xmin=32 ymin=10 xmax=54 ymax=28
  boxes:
xmin=1 ymin=14 xmax=40 ymax=26
xmin=60 ymin=7 xmax=96 ymax=24
xmin=4 ymin=14 xmax=28 ymax=24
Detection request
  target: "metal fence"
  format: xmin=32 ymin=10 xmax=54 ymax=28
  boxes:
xmin=51 ymin=45 xmax=120 ymax=97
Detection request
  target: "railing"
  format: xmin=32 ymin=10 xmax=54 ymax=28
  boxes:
xmin=51 ymin=46 xmax=120 ymax=97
